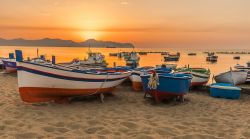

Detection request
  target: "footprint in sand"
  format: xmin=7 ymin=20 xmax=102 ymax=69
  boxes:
xmin=3 ymin=120 xmax=18 ymax=125
xmin=84 ymin=126 xmax=104 ymax=134
xmin=67 ymin=123 xmax=82 ymax=130
xmin=15 ymin=132 xmax=42 ymax=138
xmin=135 ymin=134 xmax=155 ymax=139
xmin=120 ymin=122 xmax=138 ymax=129
xmin=56 ymin=127 xmax=69 ymax=133
xmin=42 ymin=126 xmax=56 ymax=132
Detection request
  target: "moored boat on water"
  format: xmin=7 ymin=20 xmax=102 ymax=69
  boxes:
xmin=233 ymin=56 xmax=240 ymax=60
xmin=214 ymin=69 xmax=247 ymax=85
xmin=141 ymin=71 xmax=192 ymax=103
xmin=156 ymin=64 xmax=177 ymax=70
xmin=15 ymin=50 xmax=131 ymax=103
xmin=125 ymin=52 xmax=140 ymax=67
xmin=206 ymin=52 xmax=218 ymax=62
xmin=163 ymin=52 xmax=180 ymax=62
xmin=60 ymin=52 xmax=108 ymax=69
xmin=175 ymin=67 xmax=210 ymax=87
xmin=188 ymin=53 xmax=197 ymax=56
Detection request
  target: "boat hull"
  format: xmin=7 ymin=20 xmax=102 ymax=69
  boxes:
xmin=2 ymin=59 xmax=17 ymax=72
xmin=17 ymin=62 xmax=130 ymax=103
xmin=141 ymin=74 xmax=191 ymax=103
xmin=176 ymin=72 xmax=210 ymax=87
xmin=210 ymin=83 xmax=241 ymax=99
xmin=129 ymin=72 xmax=143 ymax=91
xmin=215 ymin=71 xmax=247 ymax=85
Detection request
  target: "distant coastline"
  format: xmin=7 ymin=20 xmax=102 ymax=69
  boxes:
xmin=0 ymin=38 xmax=134 ymax=48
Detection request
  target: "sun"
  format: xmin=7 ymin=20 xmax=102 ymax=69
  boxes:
xmin=83 ymin=31 xmax=101 ymax=40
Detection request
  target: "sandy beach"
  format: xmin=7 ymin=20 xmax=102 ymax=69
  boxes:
xmin=1 ymin=72 xmax=250 ymax=139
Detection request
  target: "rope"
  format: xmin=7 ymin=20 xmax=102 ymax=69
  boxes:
xmin=87 ymin=72 xmax=109 ymax=96
xmin=148 ymin=72 xmax=159 ymax=89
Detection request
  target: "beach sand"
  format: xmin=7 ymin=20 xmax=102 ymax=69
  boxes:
xmin=1 ymin=72 xmax=250 ymax=139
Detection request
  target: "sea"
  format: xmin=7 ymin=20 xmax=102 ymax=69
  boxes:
xmin=1 ymin=46 xmax=250 ymax=83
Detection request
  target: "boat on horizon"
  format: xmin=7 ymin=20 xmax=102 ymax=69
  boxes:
xmin=163 ymin=53 xmax=180 ymax=62
xmin=125 ymin=52 xmax=140 ymax=67
xmin=206 ymin=52 xmax=218 ymax=62
xmin=188 ymin=53 xmax=197 ymax=56
xmin=15 ymin=50 xmax=131 ymax=103
xmin=233 ymin=56 xmax=240 ymax=60
xmin=214 ymin=69 xmax=247 ymax=85
xmin=175 ymin=67 xmax=210 ymax=87
xmin=141 ymin=71 xmax=192 ymax=103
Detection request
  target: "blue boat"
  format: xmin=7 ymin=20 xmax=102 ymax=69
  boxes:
xmin=141 ymin=72 xmax=192 ymax=103
xmin=2 ymin=53 xmax=16 ymax=73
xmin=210 ymin=83 xmax=241 ymax=99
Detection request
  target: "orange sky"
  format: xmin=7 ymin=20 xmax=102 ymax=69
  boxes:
xmin=0 ymin=0 xmax=250 ymax=48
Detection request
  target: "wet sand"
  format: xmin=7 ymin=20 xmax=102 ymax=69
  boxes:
xmin=1 ymin=72 xmax=250 ymax=139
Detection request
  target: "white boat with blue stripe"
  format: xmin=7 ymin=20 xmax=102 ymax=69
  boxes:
xmin=15 ymin=50 xmax=131 ymax=103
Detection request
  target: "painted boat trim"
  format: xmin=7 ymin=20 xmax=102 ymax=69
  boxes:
xmin=210 ymin=85 xmax=241 ymax=91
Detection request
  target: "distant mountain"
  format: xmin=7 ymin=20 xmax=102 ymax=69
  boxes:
xmin=0 ymin=38 xmax=134 ymax=48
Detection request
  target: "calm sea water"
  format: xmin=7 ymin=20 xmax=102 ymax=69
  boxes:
xmin=1 ymin=46 xmax=250 ymax=82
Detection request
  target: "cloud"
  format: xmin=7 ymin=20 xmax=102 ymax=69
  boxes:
xmin=0 ymin=25 xmax=249 ymax=33
xmin=120 ymin=1 xmax=128 ymax=5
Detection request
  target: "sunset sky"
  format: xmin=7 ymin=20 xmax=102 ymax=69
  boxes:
xmin=0 ymin=0 xmax=250 ymax=48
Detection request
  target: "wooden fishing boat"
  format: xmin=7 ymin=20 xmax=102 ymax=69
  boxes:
xmin=156 ymin=64 xmax=177 ymax=70
xmin=210 ymin=83 xmax=241 ymax=99
xmin=175 ymin=67 xmax=210 ymax=87
xmin=188 ymin=53 xmax=197 ymax=56
xmin=214 ymin=70 xmax=247 ymax=85
xmin=233 ymin=56 xmax=240 ymax=60
xmin=141 ymin=71 xmax=192 ymax=103
xmin=164 ymin=53 xmax=180 ymax=61
xmin=0 ymin=58 xmax=3 ymax=69
xmin=15 ymin=50 xmax=131 ymax=103
xmin=125 ymin=52 xmax=140 ymax=67
xmin=206 ymin=53 xmax=218 ymax=62
xmin=60 ymin=52 xmax=108 ymax=68
xmin=2 ymin=58 xmax=17 ymax=73
xmin=129 ymin=67 xmax=172 ymax=91
xmin=129 ymin=67 xmax=154 ymax=91
xmin=234 ymin=63 xmax=250 ymax=82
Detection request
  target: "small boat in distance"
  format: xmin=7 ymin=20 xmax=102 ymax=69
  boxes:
xmin=233 ymin=56 xmax=240 ymax=60
xmin=214 ymin=69 xmax=247 ymax=85
xmin=138 ymin=52 xmax=147 ymax=55
xmin=206 ymin=52 xmax=218 ymax=62
xmin=141 ymin=71 xmax=192 ymax=103
xmin=15 ymin=50 xmax=131 ymax=103
xmin=188 ymin=53 xmax=197 ymax=56
xmin=176 ymin=67 xmax=210 ymax=87
xmin=60 ymin=52 xmax=108 ymax=69
xmin=156 ymin=64 xmax=177 ymax=70
xmin=164 ymin=52 xmax=180 ymax=62
xmin=125 ymin=52 xmax=140 ymax=67
xmin=210 ymin=83 xmax=241 ymax=99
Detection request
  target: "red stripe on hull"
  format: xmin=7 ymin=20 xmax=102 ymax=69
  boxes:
xmin=19 ymin=87 xmax=115 ymax=103
xmin=132 ymin=81 xmax=143 ymax=91
xmin=147 ymin=90 xmax=186 ymax=103
xmin=5 ymin=67 xmax=17 ymax=73
xmin=191 ymin=81 xmax=208 ymax=87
